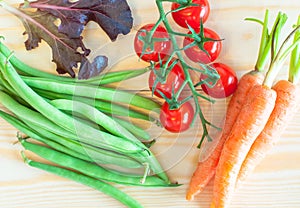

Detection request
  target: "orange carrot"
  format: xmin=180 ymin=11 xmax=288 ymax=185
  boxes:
xmin=211 ymin=15 xmax=299 ymax=208
xmin=211 ymin=84 xmax=277 ymax=208
xmin=186 ymin=71 xmax=264 ymax=200
xmin=236 ymin=80 xmax=300 ymax=186
xmin=187 ymin=10 xmax=277 ymax=200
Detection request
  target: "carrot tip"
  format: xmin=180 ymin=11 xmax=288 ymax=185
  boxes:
xmin=186 ymin=184 xmax=205 ymax=201
xmin=186 ymin=189 xmax=196 ymax=201
xmin=186 ymin=195 xmax=192 ymax=201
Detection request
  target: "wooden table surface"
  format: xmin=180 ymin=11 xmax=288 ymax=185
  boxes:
xmin=1 ymin=1 xmax=300 ymax=207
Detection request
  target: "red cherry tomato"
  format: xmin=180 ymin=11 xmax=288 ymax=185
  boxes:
xmin=134 ymin=24 xmax=171 ymax=62
xmin=200 ymin=63 xmax=238 ymax=98
xmin=149 ymin=60 xmax=185 ymax=99
xmin=160 ymin=101 xmax=194 ymax=133
xmin=183 ymin=28 xmax=222 ymax=64
xmin=171 ymin=0 xmax=210 ymax=29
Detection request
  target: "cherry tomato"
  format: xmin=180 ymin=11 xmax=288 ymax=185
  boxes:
xmin=134 ymin=24 xmax=171 ymax=62
xmin=200 ymin=63 xmax=238 ymax=98
xmin=171 ymin=0 xmax=210 ymax=29
xmin=149 ymin=60 xmax=185 ymax=98
xmin=183 ymin=28 xmax=222 ymax=64
xmin=160 ymin=101 xmax=194 ymax=133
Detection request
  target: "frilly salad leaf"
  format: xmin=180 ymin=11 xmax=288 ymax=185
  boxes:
xmin=2 ymin=0 xmax=133 ymax=79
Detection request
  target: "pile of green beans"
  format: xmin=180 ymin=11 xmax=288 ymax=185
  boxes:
xmin=0 ymin=42 xmax=177 ymax=207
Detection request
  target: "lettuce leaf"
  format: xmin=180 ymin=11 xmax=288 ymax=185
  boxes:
xmin=4 ymin=0 xmax=133 ymax=79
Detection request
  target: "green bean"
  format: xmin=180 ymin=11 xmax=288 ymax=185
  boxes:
xmin=0 ymin=52 xmax=169 ymax=183
xmin=113 ymin=117 xmax=151 ymax=141
xmin=0 ymin=62 xmax=148 ymax=156
xmin=0 ymin=110 xmax=92 ymax=162
xmin=0 ymin=84 xmax=6 ymax=91
xmin=34 ymin=88 xmax=152 ymax=121
xmin=0 ymin=69 xmax=18 ymax=95
xmin=18 ymin=68 xmax=149 ymax=85
xmin=1 ymin=41 xmax=148 ymax=85
xmin=81 ymin=68 xmax=150 ymax=85
xmin=0 ymin=89 xmax=144 ymax=153
xmin=21 ymin=154 xmax=144 ymax=208
xmin=0 ymin=109 xmax=152 ymax=172
xmin=0 ymin=42 xmax=50 ymax=78
xmin=70 ymin=114 xmax=102 ymax=130
xmin=50 ymin=99 xmax=140 ymax=142
xmin=30 ymin=123 xmax=144 ymax=169
xmin=0 ymin=72 xmax=32 ymax=108
xmin=26 ymin=118 xmax=143 ymax=169
xmin=21 ymin=76 xmax=160 ymax=112
xmin=0 ymin=90 xmax=92 ymax=145
xmin=0 ymin=94 xmax=144 ymax=168
xmin=21 ymin=139 xmax=172 ymax=187
xmin=1 ymin=62 xmax=156 ymax=156
xmin=0 ymin=88 xmax=168 ymax=181
xmin=0 ymin=87 xmax=168 ymax=177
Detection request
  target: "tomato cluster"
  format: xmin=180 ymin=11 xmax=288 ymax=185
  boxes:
xmin=133 ymin=0 xmax=238 ymax=133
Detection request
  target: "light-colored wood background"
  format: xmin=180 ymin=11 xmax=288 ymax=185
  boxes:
xmin=1 ymin=0 xmax=300 ymax=207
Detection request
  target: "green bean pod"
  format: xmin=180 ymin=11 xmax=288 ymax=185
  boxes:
xmin=79 ymin=68 xmax=150 ymax=85
xmin=0 ymin=110 xmax=92 ymax=162
xmin=21 ymin=76 xmax=160 ymax=112
xmin=31 ymin=124 xmax=145 ymax=169
xmin=52 ymin=99 xmax=151 ymax=141
xmin=0 ymin=94 xmax=145 ymax=168
xmin=0 ymin=50 xmax=169 ymax=183
xmin=22 ymin=155 xmax=144 ymax=208
xmin=0 ymin=61 xmax=150 ymax=156
xmin=34 ymin=88 xmax=153 ymax=121
xmin=0 ymin=109 xmax=143 ymax=168
xmin=21 ymin=139 xmax=172 ymax=187
xmin=50 ymin=99 xmax=140 ymax=142
xmin=0 ymin=41 xmax=149 ymax=85
xmin=113 ymin=117 xmax=151 ymax=141
xmin=0 ymin=89 xmax=146 ymax=155
xmin=0 ymin=70 xmax=18 ymax=96
xmin=0 ymin=77 xmax=168 ymax=181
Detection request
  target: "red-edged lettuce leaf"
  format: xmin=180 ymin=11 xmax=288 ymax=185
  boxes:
xmin=20 ymin=9 xmax=109 ymax=79
xmin=26 ymin=0 xmax=133 ymax=41
xmin=7 ymin=0 xmax=133 ymax=79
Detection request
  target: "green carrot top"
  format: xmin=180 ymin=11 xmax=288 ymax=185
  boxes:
xmin=289 ymin=15 xmax=300 ymax=85
xmin=246 ymin=10 xmax=287 ymax=72
xmin=263 ymin=14 xmax=300 ymax=88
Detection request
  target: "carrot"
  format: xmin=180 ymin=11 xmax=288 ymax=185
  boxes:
xmin=186 ymin=10 xmax=276 ymax=200
xmin=237 ymin=16 xmax=300 ymax=186
xmin=186 ymin=71 xmax=264 ymax=200
xmin=211 ymin=15 xmax=300 ymax=208
xmin=237 ymin=80 xmax=300 ymax=185
xmin=210 ymin=85 xmax=277 ymax=208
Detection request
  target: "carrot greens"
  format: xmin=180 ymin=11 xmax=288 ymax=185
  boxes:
xmin=289 ymin=16 xmax=300 ymax=84
xmin=264 ymin=24 xmax=300 ymax=87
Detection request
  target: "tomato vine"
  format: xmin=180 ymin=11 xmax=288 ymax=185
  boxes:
xmin=137 ymin=0 xmax=222 ymax=147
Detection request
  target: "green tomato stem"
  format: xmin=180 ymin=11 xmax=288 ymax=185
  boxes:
xmin=155 ymin=0 xmax=217 ymax=145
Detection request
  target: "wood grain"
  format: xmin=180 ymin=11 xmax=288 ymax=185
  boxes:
xmin=1 ymin=0 xmax=300 ymax=208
